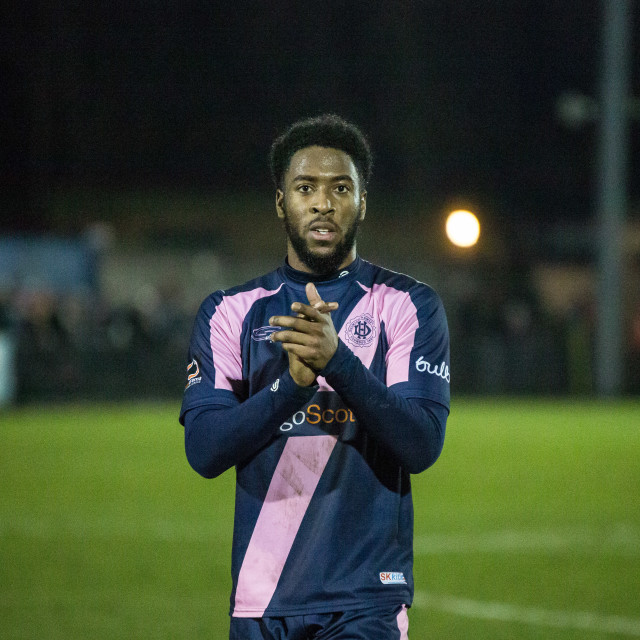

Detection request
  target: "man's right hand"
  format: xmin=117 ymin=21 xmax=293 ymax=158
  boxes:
xmin=288 ymin=352 xmax=318 ymax=387
xmin=277 ymin=283 xmax=339 ymax=387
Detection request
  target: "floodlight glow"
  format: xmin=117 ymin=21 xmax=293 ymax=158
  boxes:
xmin=446 ymin=210 xmax=480 ymax=248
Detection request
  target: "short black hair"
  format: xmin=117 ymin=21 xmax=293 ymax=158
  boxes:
xmin=269 ymin=114 xmax=372 ymax=190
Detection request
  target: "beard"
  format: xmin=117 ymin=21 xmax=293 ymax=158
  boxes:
xmin=282 ymin=202 xmax=363 ymax=276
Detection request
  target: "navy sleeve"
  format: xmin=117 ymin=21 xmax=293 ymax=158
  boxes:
xmin=179 ymin=294 xmax=244 ymax=422
xmin=321 ymin=340 xmax=448 ymax=474
xmin=183 ymin=369 xmax=316 ymax=478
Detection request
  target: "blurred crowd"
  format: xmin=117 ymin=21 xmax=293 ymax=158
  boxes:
xmin=1 ymin=263 xmax=638 ymax=406
xmin=0 ymin=283 xmax=192 ymax=403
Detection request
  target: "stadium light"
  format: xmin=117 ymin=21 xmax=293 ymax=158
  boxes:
xmin=445 ymin=210 xmax=480 ymax=248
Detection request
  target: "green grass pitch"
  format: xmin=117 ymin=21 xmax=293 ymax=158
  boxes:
xmin=1 ymin=398 xmax=639 ymax=639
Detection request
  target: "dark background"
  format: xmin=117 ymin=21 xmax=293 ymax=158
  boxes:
xmin=3 ymin=0 xmax=639 ymax=231
xmin=1 ymin=1 xmax=639 ymax=401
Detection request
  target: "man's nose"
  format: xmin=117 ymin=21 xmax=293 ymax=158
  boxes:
xmin=311 ymin=189 xmax=334 ymax=214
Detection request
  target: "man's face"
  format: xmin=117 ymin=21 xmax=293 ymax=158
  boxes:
xmin=276 ymin=146 xmax=367 ymax=275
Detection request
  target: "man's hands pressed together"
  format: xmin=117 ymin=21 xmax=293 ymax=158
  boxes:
xmin=269 ymin=282 xmax=339 ymax=387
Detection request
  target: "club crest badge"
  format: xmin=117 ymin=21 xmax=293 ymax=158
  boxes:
xmin=344 ymin=313 xmax=377 ymax=348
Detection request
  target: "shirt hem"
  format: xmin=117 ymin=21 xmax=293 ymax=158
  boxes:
xmin=230 ymin=593 xmax=412 ymax=618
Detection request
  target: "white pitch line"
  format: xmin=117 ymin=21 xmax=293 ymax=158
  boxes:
xmin=414 ymin=592 xmax=640 ymax=637
xmin=0 ymin=514 xmax=226 ymax=542
xmin=4 ymin=518 xmax=640 ymax=556
xmin=414 ymin=525 xmax=640 ymax=556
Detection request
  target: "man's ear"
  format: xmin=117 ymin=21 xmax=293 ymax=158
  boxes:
xmin=276 ymin=189 xmax=285 ymax=220
xmin=359 ymin=190 xmax=367 ymax=221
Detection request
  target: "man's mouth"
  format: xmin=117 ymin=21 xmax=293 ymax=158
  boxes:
xmin=309 ymin=227 xmax=337 ymax=241
xmin=309 ymin=222 xmax=338 ymax=241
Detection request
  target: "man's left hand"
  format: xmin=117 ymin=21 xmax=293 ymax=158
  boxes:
xmin=269 ymin=282 xmax=339 ymax=374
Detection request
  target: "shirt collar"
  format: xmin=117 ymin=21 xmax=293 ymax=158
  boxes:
xmin=280 ymin=255 xmax=362 ymax=287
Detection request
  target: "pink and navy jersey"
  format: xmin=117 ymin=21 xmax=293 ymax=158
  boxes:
xmin=180 ymin=256 xmax=450 ymax=618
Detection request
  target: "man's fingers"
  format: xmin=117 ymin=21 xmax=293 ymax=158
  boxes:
xmin=280 ymin=342 xmax=317 ymax=361
xmin=306 ymin=282 xmax=339 ymax=313
xmin=273 ymin=304 xmax=322 ymax=324
xmin=306 ymin=282 xmax=322 ymax=308
xmin=288 ymin=300 xmax=338 ymax=319
xmin=293 ymin=302 xmax=322 ymax=318
xmin=270 ymin=329 xmax=312 ymax=346
xmin=270 ymin=314 xmax=316 ymax=329
xmin=269 ymin=282 xmax=339 ymax=323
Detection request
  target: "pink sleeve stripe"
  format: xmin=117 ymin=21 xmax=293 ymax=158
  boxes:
xmin=232 ymin=435 xmax=337 ymax=617
xmin=371 ymin=283 xmax=419 ymax=386
xmin=209 ymin=285 xmax=283 ymax=392
xmin=338 ymin=282 xmax=418 ymax=385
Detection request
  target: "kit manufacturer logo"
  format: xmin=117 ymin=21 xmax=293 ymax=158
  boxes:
xmin=379 ymin=572 xmax=407 ymax=585
xmin=252 ymin=326 xmax=281 ymax=341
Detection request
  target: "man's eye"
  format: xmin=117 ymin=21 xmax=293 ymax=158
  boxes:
xmin=335 ymin=185 xmax=349 ymax=193
xmin=298 ymin=185 xmax=312 ymax=192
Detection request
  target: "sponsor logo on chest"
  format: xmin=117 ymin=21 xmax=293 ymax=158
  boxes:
xmin=279 ymin=402 xmax=356 ymax=433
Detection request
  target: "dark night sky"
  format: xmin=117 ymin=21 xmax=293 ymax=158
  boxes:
xmin=2 ymin=0 xmax=639 ymax=232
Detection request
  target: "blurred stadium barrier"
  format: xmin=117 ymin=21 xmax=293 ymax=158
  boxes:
xmin=1 ymin=227 xmax=638 ymax=403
